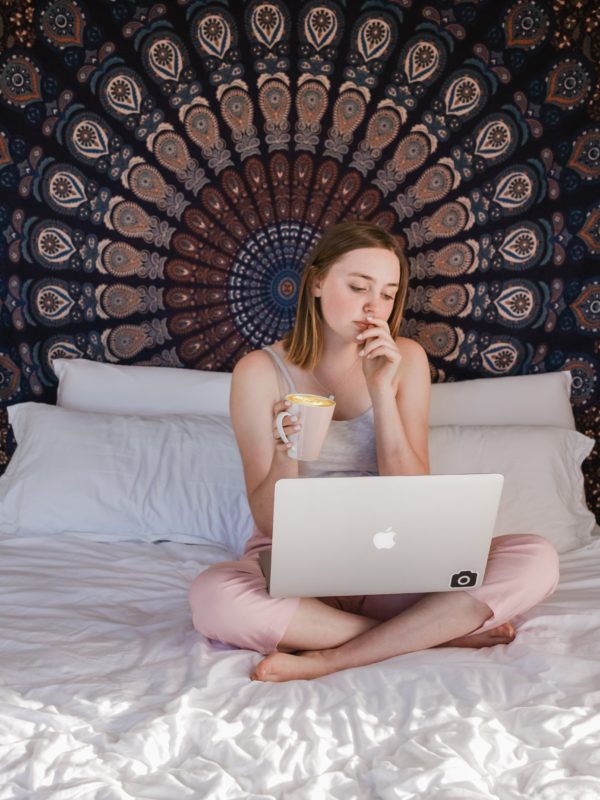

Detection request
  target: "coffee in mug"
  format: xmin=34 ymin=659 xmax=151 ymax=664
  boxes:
xmin=276 ymin=393 xmax=336 ymax=461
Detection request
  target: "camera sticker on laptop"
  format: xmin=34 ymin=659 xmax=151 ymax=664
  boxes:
xmin=450 ymin=570 xmax=478 ymax=588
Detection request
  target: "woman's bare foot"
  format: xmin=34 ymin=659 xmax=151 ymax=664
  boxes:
xmin=250 ymin=650 xmax=332 ymax=682
xmin=438 ymin=621 xmax=516 ymax=649
xmin=250 ymin=622 xmax=517 ymax=682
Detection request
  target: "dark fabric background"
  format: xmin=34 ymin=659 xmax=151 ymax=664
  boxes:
xmin=0 ymin=0 xmax=598 ymax=519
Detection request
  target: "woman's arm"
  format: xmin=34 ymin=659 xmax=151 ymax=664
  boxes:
xmin=373 ymin=338 xmax=431 ymax=475
xmin=230 ymin=351 xmax=299 ymax=537
xmin=357 ymin=322 xmax=431 ymax=476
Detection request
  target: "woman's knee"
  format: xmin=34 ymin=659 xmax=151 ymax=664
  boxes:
xmin=502 ymin=533 xmax=560 ymax=600
xmin=188 ymin=564 xmax=249 ymax=640
xmin=529 ymin=534 xmax=560 ymax=597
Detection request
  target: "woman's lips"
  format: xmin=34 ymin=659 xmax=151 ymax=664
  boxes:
xmin=353 ymin=320 xmax=371 ymax=331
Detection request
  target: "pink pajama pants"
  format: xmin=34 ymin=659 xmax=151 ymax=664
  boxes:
xmin=188 ymin=526 xmax=560 ymax=655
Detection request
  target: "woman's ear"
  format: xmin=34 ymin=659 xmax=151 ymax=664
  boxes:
xmin=310 ymin=273 xmax=323 ymax=298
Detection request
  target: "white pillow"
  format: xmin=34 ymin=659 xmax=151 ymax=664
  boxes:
xmin=429 ymin=426 xmax=596 ymax=554
xmin=2 ymin=403 xmax=251 ymax=552
xmin=53 ymin=358 xmax=232 ymax=417
xmin=429 ymin=370 xmax=575 ymax=429
xmin=53 ymin=357 xmax=576 ymax=429
xmin=1 ymin=403 xmax=595 ymax=556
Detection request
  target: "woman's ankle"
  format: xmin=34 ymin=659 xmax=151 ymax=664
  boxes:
xmin=276 ymin=597 xmax=380 ymax=652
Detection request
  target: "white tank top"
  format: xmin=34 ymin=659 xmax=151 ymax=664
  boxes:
xmin=263 ymin=346 xmax=378 ymax=478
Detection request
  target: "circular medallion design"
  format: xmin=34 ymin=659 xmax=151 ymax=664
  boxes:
xmin=0 ymin=2 xmax=596 ymax=519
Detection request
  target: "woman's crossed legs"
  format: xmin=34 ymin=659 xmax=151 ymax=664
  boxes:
xmin=190 ymin=533 xmax=559 ymax=682
xmin=251 ymin=533 xmax=559 ymax=681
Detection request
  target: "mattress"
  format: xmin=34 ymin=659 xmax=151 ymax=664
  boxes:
xmin=1 ymin=531 xmax=599 ymax=799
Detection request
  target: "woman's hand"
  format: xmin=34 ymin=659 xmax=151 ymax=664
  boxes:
xmin=356 ymin=316 xmax=402 ymax=396
xmin=272 ymin=398 xmax=301 ymax=457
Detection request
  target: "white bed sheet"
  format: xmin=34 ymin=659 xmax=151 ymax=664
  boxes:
xmin=1 ymin=531 xmax=599 ymax=800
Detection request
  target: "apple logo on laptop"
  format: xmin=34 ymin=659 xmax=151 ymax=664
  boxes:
xmin=373 ymin=526 xmax=397 ymax=549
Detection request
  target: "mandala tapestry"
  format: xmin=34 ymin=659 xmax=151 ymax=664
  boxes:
xmin=0 ymin=0 xmax=598 ymax=518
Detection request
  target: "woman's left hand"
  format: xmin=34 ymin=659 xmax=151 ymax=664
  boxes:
xmin=356 ymin=316 xmax=402 ymax=395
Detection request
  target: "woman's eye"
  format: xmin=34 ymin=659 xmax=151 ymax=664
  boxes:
xmin=351 ymin=285 xmax=394 ymax=301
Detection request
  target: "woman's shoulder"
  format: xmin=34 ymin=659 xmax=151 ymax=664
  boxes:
xmin=394 ymin=335 xmax=428 ymax=362
xmin=394 ymin=336 xmax=431 ymax=391
xmin=232 ymin=342 xmax=291 ymax=387
xmin=232 ymin=346 xmax=276 ymax=377
xmin=231 ymin=348 xmax=281 ymax=410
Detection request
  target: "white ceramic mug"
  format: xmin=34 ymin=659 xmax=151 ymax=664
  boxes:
xmin=276 ymin=393 xmax=336 ymax=460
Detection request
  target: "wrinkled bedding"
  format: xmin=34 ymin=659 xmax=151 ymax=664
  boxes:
xmin=1 ymin=532 xmax=599 ymax=800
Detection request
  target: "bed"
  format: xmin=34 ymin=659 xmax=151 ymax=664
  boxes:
xmin=0 ymin=360 xmax=598 ymax=799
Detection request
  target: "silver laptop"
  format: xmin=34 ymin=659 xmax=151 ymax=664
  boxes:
xmin=259 ymin=474 xmax=504 ymax=598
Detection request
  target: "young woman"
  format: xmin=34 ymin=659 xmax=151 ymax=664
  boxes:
xmin=189 ymin=221 xmax=560 ymax=683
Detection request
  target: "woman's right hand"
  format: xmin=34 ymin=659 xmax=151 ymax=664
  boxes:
xmin=273 ymin=399 xmax=301 ymax=456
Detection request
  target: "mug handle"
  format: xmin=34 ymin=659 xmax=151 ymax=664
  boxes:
xmin=276 ymin=410 xmax=292 ymax=444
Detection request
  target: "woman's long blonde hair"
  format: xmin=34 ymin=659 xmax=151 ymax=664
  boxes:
xmin=282 ymin=221 xmax=409 ymax=370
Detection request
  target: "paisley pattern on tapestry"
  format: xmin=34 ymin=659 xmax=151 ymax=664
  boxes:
xmin=0 ymin=0 xmax=598 ymax=517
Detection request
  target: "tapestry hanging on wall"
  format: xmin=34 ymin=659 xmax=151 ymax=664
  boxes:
xmin=0 ymin=0 xmax=598 ymax=516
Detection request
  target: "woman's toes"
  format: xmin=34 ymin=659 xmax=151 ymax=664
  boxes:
xmin=495 ymin=622 xmax=516 ymax=641
xmin=250 ymin=651 xmax=332 ymax=682
xmin=252 ymin=656 xmax=275 ymax=681
xmin=439 ymin=620 xmax=517 ymax=649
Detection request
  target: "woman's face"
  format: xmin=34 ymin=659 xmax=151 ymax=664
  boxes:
xmin=312 ymin=247 xmax=401 ymax=342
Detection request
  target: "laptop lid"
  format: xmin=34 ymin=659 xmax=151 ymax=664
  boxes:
xmin=265 ymin=474 xmax=504 ymax=598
